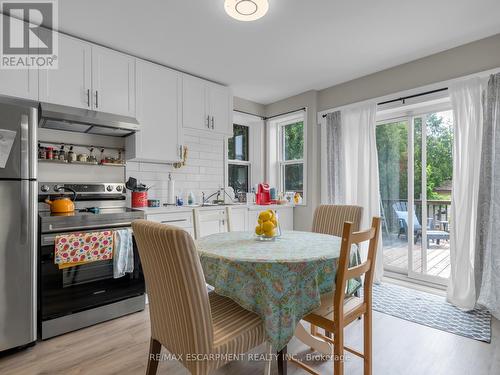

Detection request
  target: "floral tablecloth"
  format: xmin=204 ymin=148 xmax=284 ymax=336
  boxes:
xmin=197 ymin=231 xmax=360 ymax=351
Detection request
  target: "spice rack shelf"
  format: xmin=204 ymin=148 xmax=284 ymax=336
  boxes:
xmin=38 ymin=159 xmax=126 ymax=167
xmin=38 ymin=141 xmax=126 ymax=167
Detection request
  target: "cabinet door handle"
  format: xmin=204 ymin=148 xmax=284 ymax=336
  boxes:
xmin=95 ymin=90 xmax=99 ymax=108
xmin=160 ymin=219 xmax=188 ymax=224
xmin=86 ymin=89 xmax=90 ymax=107
xmin=179 ymin=145 xmax=183 ymax=159
xmin=211 ymin=116 xmax=214 ymax=129
xmin=206 ymin=115 xmax=210 ymax=128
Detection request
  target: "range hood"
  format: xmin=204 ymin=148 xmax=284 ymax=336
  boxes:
xmin=38 ymin=103 xmax=139 ymax=137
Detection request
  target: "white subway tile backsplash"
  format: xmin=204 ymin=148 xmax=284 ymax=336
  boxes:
xmin=183 ymin=134 xmax=200 ymax=144
xmin=125 ymin=128 xmax=226 ymax=204
xmin=199 ymin=166 xmax=223 ymax=175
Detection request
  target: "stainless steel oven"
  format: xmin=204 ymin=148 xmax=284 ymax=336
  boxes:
xmin=38 ymin=183 xmax=146 ymax=339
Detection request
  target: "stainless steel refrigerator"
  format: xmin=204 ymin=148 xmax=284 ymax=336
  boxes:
xmin=0 ymin=99 xmax=37 ymax=351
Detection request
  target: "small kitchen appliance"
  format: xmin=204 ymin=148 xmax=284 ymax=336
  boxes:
xmin=256 ymin=183 xmax=271 ymax=205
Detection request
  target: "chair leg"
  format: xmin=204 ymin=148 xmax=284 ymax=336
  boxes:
xmin=277 ymin=346 xmax=287 ymax=375
xmin=363 ymin=312 xmax=372 ymax=375
xmin=146 ymin=338 xmax=162 ymax=375
xmin=310 ymin=325 xmax=318 ymax=350
xmin=264 ymin=342 xmax=273 ymax=375
xmin=333 ymin=326 xmax=344 ymax=375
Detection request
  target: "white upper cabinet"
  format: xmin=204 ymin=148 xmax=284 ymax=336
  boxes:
xmin=0 ymin=66 xmax=38 ymax=101
xmin=182 ymin=75 xmax=208 ymax=131
xmin=126 ymin=60 xmax=182 ymax=163
xmin=0 ymin=15 xmax=38 ymax=100
xmin=208 ymin=83 xmax=232 ymax=135
xmin=39 ymin=33 xmax=92 ymax=109
xmin=91 ymin=46 xmax=136 ymax=117
xmin=182 ymin=74 xmax=233 ymax=136
xmin=39 ymin=33 xmax=135 ymax=116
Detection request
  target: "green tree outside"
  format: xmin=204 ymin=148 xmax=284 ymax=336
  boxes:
xmin=376 ymin=112 xmax=453 ymax=233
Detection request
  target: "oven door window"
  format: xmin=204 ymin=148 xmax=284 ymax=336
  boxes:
xmin=62 ymin=259 xmax=114 ymax=288
xmin=40 ymin=231 xmax=145 ymax=320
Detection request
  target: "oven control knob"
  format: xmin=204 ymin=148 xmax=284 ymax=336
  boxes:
xmin=40 ymin=185 xmax=50 ymax=192
xmin=116 ymin=185 xmax=122 ymax=192
xmin=106 ymin=185 xmax=113 ymax=192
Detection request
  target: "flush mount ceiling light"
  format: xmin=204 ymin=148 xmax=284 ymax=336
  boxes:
xmin=224 ymin=0 xmax=269 ymax=21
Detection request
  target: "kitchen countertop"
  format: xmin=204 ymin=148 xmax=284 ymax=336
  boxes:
xmin=136 ymin=203 xmax=294 ymax=215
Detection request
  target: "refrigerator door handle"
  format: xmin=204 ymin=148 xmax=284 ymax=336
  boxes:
xmin=20 ymin=114 xmax=29 ymax=180
xmin=20 ymin=181 xmax=28 ymax=243
xmin=29 ymin=181 xmax=37 ymax=339
xmin=29 ymin=107 xmax=37 ymax=180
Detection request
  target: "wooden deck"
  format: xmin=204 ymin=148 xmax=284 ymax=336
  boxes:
xmin=383 ymin=237 xmax=450 ymax=279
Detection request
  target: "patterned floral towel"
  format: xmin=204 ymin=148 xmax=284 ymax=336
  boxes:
xmin=55 ymin=231 xmax=114 ymax=269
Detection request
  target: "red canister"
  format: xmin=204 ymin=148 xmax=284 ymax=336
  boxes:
xmin=131 ymin=191 xmax=148 ymax=208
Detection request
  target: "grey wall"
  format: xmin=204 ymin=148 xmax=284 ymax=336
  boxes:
xmin=234 ymin=96 xmax=266 ymax=117
xmin=255 ymin=32 xmax=500 ymax=231
xmin=318 ymin=33 xmax=500 ymax=111
xmin=265 ymin=91 xmax=319 ymax=231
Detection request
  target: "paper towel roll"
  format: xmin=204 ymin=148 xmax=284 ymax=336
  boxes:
xmin=168 ymin=178 xmax=175 ymax=205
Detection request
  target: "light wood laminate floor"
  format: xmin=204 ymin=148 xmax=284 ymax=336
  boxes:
xmin=0 ymin=307 xmax=498 ymax=375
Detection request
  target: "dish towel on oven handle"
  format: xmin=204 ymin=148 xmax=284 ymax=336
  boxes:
xmin=55 ymin=231 xmax=114 ymax=269
xmin=113 ymin=228 xmax=134 ymax=278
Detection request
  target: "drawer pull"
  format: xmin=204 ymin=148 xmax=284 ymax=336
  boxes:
xmin=160 ymin=219 xmax=188 ymax=224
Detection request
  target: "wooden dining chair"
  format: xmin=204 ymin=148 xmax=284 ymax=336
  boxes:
xmin=132 ymin=220 xmax=268 ymax=375
xmin=310 ymin=205 xmax=363 ymax=338
xmin=192 ymin=207 xmax=232 ymax=240
xmin=290 ymin=217 xmax=381 ymax=375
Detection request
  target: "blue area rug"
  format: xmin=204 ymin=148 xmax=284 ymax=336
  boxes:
xmin=368 ymin=283 xmax=491 ymax=342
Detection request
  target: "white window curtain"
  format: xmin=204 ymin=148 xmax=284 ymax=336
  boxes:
xmin=447 ymin=78 xmax=484 ymax=310
xmin=475 ymin=73 xmax=500 ymax=318
xmin=322 ymin=102 xmax=383 ymax=282
xmin=325 ymin=111 xmax=343 ymax=203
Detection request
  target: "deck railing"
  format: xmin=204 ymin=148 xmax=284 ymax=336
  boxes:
xmin=381 ymin=199 xmax=451 ymax=235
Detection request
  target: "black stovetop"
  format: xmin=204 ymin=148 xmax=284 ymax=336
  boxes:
xmin=39 ymin=207 xmax=144 ymax=234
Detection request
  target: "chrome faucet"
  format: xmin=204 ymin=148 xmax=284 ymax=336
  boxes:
xmin=201 ymin=190 xmax=220 ymax=206
xmin=201 ymin=188 xmax=234 ymax=206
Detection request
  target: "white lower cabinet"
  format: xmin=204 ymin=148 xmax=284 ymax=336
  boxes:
xmin=197 ymin=210 xmax=226 ymax=238
xmin=146 ymin=212 xmax=194 ymax=237
xmin=276 ymin=207 xmax=294 ymax=231
xmin=230 ymin=208 xmax=247 ymax=231
xmin=144 ymin=206 xmax=293 ymax=239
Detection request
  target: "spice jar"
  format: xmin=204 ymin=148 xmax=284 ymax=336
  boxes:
xmin=67 ymin=146 xmax=75 ymax=162
xmin=59 ymin=145 xmax=66 ymax=161
xmin=52 ymin=149 xmax=59 ymax=160
xmin=77 ymin=154 xmax=88 ymax=163
xmin=38 ymin=144 xmax=46 ymax=159
xmin=45 ymin=147 xmax=53 ymax=160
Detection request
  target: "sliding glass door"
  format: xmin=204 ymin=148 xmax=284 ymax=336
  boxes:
xmin=377 ymin=110 xmax=453 ymax=285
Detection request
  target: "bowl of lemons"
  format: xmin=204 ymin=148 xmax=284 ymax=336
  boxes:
xmin=255 ymin=209 xmax=281 ymax=241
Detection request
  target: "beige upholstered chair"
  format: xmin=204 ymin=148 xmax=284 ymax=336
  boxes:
xmin=132 ymin=220 xmax=266 ymax=375
xmin=291 ymin=217 xmax=381 ymax=375
xmin=312 ymin=204 xmax=363 ymax=236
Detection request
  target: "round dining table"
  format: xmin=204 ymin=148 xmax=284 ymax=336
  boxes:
xmin=196 ymin=230 xmax=360 ymax=352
